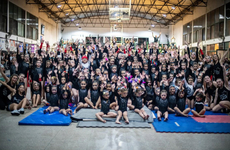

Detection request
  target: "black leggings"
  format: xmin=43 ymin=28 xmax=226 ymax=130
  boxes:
xmin=0 ymin=96 xmax=10 ymax=110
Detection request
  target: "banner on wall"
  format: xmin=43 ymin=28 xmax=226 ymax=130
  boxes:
xmin=0 ymin=38 xmax=6 ymax=50
xmin=19 ymin=42 xmax=24 ymax=53
xmin=9 ymin=40 xmax=16 ymax=51
xmin=31 ymin=44 xmax=35 ymax=53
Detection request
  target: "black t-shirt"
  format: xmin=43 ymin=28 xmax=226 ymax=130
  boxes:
xmin=19 ymin=61 xmax=29 ymax=75
xmin=11 ymin=93 xmax=24 ymax=104
xmin=10 ymin=65 xmax=17 ymax=75
xmin=0 ymin=82 xmax=15 ymax=97
xmin=206 ymin=84 xmax=216 ymax=98
xmin=154 ymin=37 xmax=159 ymax=42
xmin=218 ymin=86 xmax=230 ymax=102
xmin=213 ymin=62 xmax=223 ymax=80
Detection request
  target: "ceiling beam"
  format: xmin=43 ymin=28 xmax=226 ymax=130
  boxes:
xmin=29 ymin=0 xmax=65 ymax=23
xmin=164 ymin=0 xmax=204 ymax=25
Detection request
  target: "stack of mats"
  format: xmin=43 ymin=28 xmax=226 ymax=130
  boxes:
xmin=71 ymin=106 xmax=154 ymax=128
xmin=18 ymin=106 xmax=76 ymax=126
xmin=152 ymin=110 xmax=230 ymax=133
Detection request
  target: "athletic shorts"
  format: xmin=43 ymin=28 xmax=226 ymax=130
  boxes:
xmin=187 ymin=96 xmax=194 ymax=100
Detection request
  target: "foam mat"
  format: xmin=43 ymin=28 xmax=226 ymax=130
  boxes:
xmin=18 ymin=106 xmax=75 ymax=126
xmin=77 ymin=121 xmax=151 ymax=128
xmin=152 ymin=111 xmax=230 ymax=133
xmin=71 ymin=106 xmax=153 ymax=123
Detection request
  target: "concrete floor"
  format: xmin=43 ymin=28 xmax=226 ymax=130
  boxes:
xmin=0 ymin=107 xmax=230 ymax=150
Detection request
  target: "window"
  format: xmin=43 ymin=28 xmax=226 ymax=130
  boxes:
xmin=116 ymin=37 xmax=122 ymax=43
xmin=41 ymin=24 xmax=45 ymax=35
xmin=105 ymin=37 xmax=111 ymax=43
xmin=27 ymin=12 xmax=38 ymax=40
xmin=207 ymin=5 xmax=224 ymax=40
xmin=183 ymin=22 xmax=192 ymax=44
xmin=206 ymin=44 xmax=216 ymax=55
xmin=226 ymin=2 xmax=230 ymax=36
xmin=0 ymin=0 xmax=7 ymax=32
xmin=193 ymin=15 xmax=205 ymax=43
xmin=138 ymin=38 xmax=149 ymax=45
xmin=85 ymin=37 xmax=96 ymax=45
xmin=202 ymin=28 xmax=205 ymax=41
xmin=98 ymin=36 xmax=103 ymax=41
xmin=123 ymin=37 xmax=138 ymax=44
xmin=9 ymin=2 xmax=25 ymax=37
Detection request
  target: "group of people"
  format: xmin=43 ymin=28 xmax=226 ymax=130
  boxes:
xmin=0 ymin=36 xmax=230 ymax=124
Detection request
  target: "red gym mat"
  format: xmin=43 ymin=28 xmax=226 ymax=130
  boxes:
xmin=192 ymin=115 xmax=230 ymax=123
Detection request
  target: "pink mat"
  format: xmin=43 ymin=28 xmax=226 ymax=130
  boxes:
xmin=192 ymin=115 xmax=230 ymax=123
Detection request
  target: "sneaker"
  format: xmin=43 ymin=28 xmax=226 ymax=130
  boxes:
xmin=11 ymin=110 xmax=20 ymax=116
xmin=43 ymin=110 xmax=47 ymax=114
xmin=18 ymin=108 xmax=25 ymax=114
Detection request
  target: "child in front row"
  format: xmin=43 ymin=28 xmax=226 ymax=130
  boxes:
xmin=85 ymin=81 xmax=100 ymax=109
xmin=115 ymin=87 xmax=130 ymax=124
xmin=9 ymin=83 xmax=30 ymax=116
xmin=191 ymin=91 xmax=206 ymax=117
xmin=157 ymin=90 xmax=169 ymax=121
xmin=134 ymin=87 xmax=149 ymax=120
xmin=74 ymin=80 xmax=90 ymax=113
xmin=167 ymin=86 xmax=177 ymax=113
xmin=42 ymin=84 xmax=51 ymax=105
xmin=43 ymin=85 xmax=59 ymax=114
xmin=32 ymin=81 xmax=41 ymax=108
xmin=95 ymin=90 xmax=117 ymax=123
xmin=174 ymin=81 xmax=191 ymax=117
xmin=59 ymin=85 xmax=73 ymax=116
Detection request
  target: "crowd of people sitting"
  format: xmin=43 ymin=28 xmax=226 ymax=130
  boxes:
xmin=0 ymin=36 xmax=229 ymax=124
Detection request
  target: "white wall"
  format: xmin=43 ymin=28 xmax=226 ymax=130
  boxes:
xmin=169 ymin=0 xmax=230 ymax=48
xmin=0 ymin=0 xmax=59 ymax=47
xmin=62 ymin=27 xmax=169 ymax=44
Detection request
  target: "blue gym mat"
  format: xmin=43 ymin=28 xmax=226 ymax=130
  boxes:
xmin=18 ymin=106 xmax=76 ymax=126
xmin=152 ymin=111 xmax=230 ymax=133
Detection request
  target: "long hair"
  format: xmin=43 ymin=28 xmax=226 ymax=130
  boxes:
xmin=9 ymin=74 xmax=18 ymax=86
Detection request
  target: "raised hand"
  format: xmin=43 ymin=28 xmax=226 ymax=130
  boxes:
xmin=111 ymin=84 xmax=116 ymax=90
xmin=100 ymin=84 xmax=105 ymax=90
xmin=141 ymin=83 xmax=145 ymax=90
xmin=15 ymin=62 xmax=19 ymax=68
